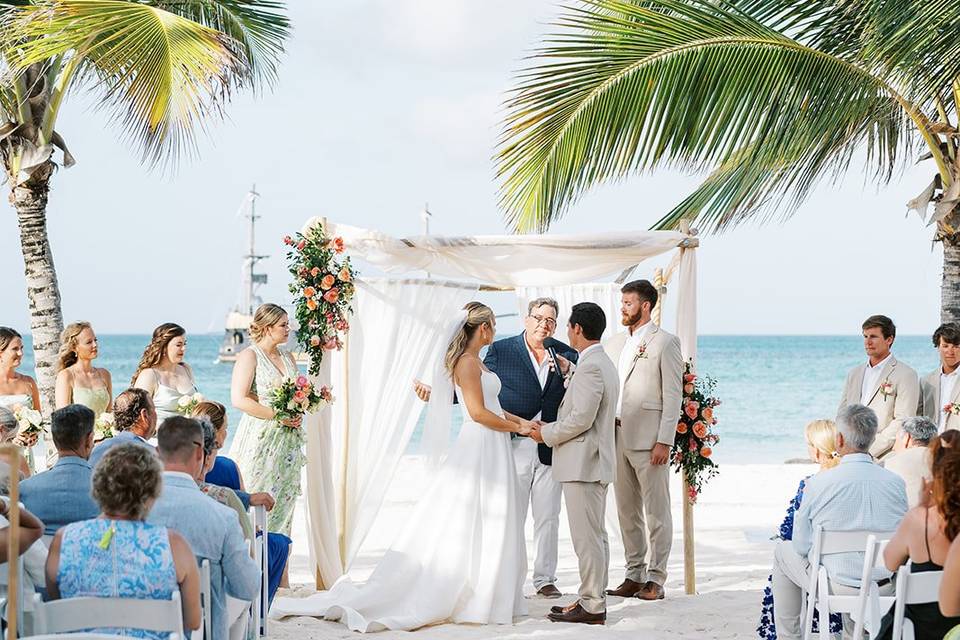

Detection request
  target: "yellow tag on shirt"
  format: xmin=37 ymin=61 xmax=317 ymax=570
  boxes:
xmin=97 ymin=524 xmax=115 ymax=550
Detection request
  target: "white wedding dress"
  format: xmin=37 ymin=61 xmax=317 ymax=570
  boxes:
xmin=271 ymin=369 xmax=527 ymax=632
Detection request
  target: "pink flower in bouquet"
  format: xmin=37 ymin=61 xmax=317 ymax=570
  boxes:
xmin=283 ymin=235 xmax=293 ymax=245
xmin=324 ymin=288 xmax=340 ymax=303
xmin=296 ymin=240 xmax=306 ymax=251
xmin=684 ymin=400 xmax=699 ymax=420
xmin=296 ymin=375 xmax=309 ymax=387
xmin=321 ymin=275 xmax=336 ymax=290
xmin=309 ymin=335 xmax=322 ymax=347
xmin=692 ymin=421 xmax=707 ymax=438
xmin=339 ymin=267 xmax=351 ymax=282
xmin=335 ymin=320 xmax=347 ymax=331
xmin=683 ymin=383 xmax=694 ymax=394
xmin=684 ymin=373 xmax=696 ymax=383
xmin=688 ymin=438 xmax=698 ymax=451
xmin=676 ymin=422 xmax=688 ymax=434
xmin=688 ymin=485 xmax=698 ymax=501
xmin=323 ymin=337 xmax=339 ymax=350
xmin=310 ymin=266 xmax=321 ymax=278
xmin=294 ymin=390 xmax=306 ymax=402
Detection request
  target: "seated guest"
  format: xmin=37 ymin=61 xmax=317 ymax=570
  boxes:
xmin=884 ymin=416 xmax=937 ymax=508
xmin=878 ymin=431 xmax=960 ymax=639
xmin=21 ymin=404 xmax=99 ymax=535
xmin=147 ymin=416 xmax=259 ymax=640
xmin=0 ymin=471 xmax=47 ymax=604
xmin=937 ymin=435 xmax=960 ymax=619
xmin=757 ymin=420 xmax=842 ymax=639
xmin=0 ymin=406 xmax=31 ymax=478
xmin=45 ymin=443 xmax=201 ymax=638
xmin=770 ymin=404 xmax=907 ymax=639
xmin=89 ymin=387 xmax=157 ymax=467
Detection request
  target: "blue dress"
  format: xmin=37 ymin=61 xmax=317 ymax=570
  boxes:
xmin=205 ymin=455 xmax=242 ymax=490
xmin=757 ymin=478 xmax=842 ymax=639
xmin=57 ymin=519 xmax=178 ymax=640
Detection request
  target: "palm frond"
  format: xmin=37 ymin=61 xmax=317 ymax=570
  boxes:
xmin=496 ymin=0 xmax=916 ymax=233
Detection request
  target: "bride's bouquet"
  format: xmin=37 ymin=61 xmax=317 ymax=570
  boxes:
xmin=269 ymin=375 xmax=333 ymax=426
xmin=176 ymin=392 xmax=205 ymax=416
xmin=11 ymin=404 xmax=45 ymax=438
xmin=94 ymin=412 xmax=116 ymax=441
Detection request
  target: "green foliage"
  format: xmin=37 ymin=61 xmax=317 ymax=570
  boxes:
xmin=671 ymin=361 xmax=720 ymax=503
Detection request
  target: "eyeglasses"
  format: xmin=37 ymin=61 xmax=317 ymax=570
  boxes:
xmin=529 ymin=314 xmax=557 ymax=328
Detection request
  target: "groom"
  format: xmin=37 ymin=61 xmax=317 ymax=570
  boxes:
xmin=530 ymin=302 xmax=619 ymax=625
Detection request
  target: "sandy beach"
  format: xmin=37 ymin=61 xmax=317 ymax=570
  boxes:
xmin=272 ymin=457 xmax=816 ymax=639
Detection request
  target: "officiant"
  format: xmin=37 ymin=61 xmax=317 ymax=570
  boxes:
xmin=414 ymin=297 xmax=577 ymax=599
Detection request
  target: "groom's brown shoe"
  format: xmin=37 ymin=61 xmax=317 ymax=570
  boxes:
xmin=637 ymin=581 xmax=665 ymax=601
xmin=606 ymin=578 xmax=644 ymax=597
xmin=550 ymin=601 xmax=578 ymax=614
xmin=547 ymin=603 xmax=606 ymax=625
xmin=537 ymin=584 xmax=562 ymax=599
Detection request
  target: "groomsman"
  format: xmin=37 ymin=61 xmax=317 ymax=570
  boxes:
xmin=920 ymin=322 xmax=960 ymax=433
xmin=838 ymin=315 xmax=920 ymax=460
xmin=604 ymin=279 xmax=683 ymax=601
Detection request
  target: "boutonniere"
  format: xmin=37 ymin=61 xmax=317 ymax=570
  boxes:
xmin=879 ymin=380 xmax=894 ymax=399
xmin=635 ymin=342 xmax=648 ymax=360
xmin=945 ymin=403 xmax=960 ymax=416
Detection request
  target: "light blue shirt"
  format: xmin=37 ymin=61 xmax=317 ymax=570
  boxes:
xmin=147 ymin=472 xmax=259 ymax=640
xmin=20 ymin=456 xmax=99 ymax=535
xmin=792 ymin=453 xmax=907 ymax=586
xmin=89 ymin=431 xmax=155 ymax=469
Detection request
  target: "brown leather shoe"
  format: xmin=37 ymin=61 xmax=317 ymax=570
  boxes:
xmin=606 ymin=578 xmax=644 ymax=597
xmin=537 ymin=584 xmax=562 ymax=599
xmin=637 ymin=581 xmax=665 ymax=600
xmin=547 ymin=603 xmax=606 ymax=625
xmin=550 ymin=601 xmax=578 ymax=614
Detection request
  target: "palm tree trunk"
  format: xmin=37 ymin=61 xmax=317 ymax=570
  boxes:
xmin=942 ymin=240 xmax=960 ymax=324
xmin=11 ymin=164 xmax=63 ymax=464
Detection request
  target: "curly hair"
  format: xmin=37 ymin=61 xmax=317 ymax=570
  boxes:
xmin=58 ymin=321 xmax=93 ymax=372
xmin=0 ymin=327 xmax=21 ymax=354
xmin=249 ymin=304 xmax=287 ymax=342
xmin=930 ymin=430 xmax=960 ymax=541
xmin=131 ymin=323 xmax=185 ymax=386
xmin=113 ymin=388 xmax=153 ymax=432
xmin=91 ymin=443 xmax=162 ymax=520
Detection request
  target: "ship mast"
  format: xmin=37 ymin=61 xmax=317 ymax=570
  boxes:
xmin=242 ymin=184 xmax=269 ymax=315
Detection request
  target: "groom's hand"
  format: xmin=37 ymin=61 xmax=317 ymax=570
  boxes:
xmin=529 ymin=423 xmax=545 ymax=443
xmin=651 ymin=442 xmax=670 ymax=465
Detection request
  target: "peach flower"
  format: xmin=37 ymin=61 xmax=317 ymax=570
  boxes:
xmin=303 ymin=286 xmax=317 ymax=298
xmin=310 ymin=266 xmax=321 ymax=278
xmin=684 ymin=383 xmax=694 ymax=394
xmin=684 ymin=401 xmax=699 ymax=420
xmin=339 ymin=267 xmax=351 ymax=282
xmin=676 ymin=422 xmax=688 ymax=434
xmin=306 ymin=298 xmax=318 ymax=311
xmin=324 ymin=288 xmax=340 ymax=303
xmin=309 ymin=335 xmax=321 ymax=347
xmin=321 ymin=275 xmax=336 ymax=290
xmin=692 ymin=421 xmax=708 ymax=438
xmin=702 ymin=407 xmax=714 ymax=422
xmin=700 ymin=446 xmax=712 ymax=458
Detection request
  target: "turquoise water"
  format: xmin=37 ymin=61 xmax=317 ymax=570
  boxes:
xmin=19 ymin=332 xmax=941 ymax=463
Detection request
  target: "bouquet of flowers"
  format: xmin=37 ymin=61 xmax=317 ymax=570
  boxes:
xmin=94 ymin=412 xmax=116 ymax=441
xmin=269 ymin=375 xmax=334 ymax=425
xmin=176 ymin=392 xmax=205 ymax=416
xmin=11 ymin=403 xmax=44 ymax=437
xmin=670 ymin=362 xmax=721 ymax=504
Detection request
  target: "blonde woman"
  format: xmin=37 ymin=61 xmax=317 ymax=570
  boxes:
xmin=229 ymin=304 xmax=303 ymax=534
xmin=132 ymin=323 xmax=197 ymax=423
xmin=757 ymin=420 xmax=842 ymax=639
xmin=55 ymin=322 xmax=113 ymax=418
xmin=271 ymin=302 xmax=534 ymax=631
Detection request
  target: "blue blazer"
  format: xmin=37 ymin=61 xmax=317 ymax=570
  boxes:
xmin=483 ymin=333 xmax=578 ymax=465
xmin=20 ymin=457 xmax=99 ymax=535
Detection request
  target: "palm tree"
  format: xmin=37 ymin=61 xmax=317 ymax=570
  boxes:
xmin=0 ymin=0 xmax=289 ymax=412
xmin=497 ymin=0 xmax=960 ymax=318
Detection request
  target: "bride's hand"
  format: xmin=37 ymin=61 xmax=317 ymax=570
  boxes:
xmin=516 ymin=420 xmax=534 ymax=436
xmin=281 ymin=415 xmax=302 ymax=429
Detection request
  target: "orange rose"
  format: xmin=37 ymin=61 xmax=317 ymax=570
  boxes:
xmin=306 ymin=298 xmax=318 ymax=311
xmin=323 ymin=288 xmax=340 ymax=303
xmin=303 ymin=286 xmax=317 ymax=298
xmin=339 ymin=267 xmax=351 ymax=282
xmin=310 ymin=267 xmax=321 ymax=278
xmin=692 ymin=421 xmax=708 ymax=438
xmin=684 ymin=401 xmax=699 ymax=420
xmin=702 ymin=407 xmax=713 ymax=422
xmin=321 ymin=275 xmax=336 ymax=290
xmin=684 ymin=373 xmax=696 ymax=383
xmin=676 ymin=422 xmax=688 ymax=434
xmin=700 ymin=446 xmax=712 ymax=458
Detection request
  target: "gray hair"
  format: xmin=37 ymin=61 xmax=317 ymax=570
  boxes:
xmin=901 ymin=416 xmax=937 ymax=445
xmin=837 ymin=404 xmax=878 ymax=452
xmin=527 ymin=297 xmax=559 ymax=316
xmin=0 ymin=407 xmax=17 ymax=442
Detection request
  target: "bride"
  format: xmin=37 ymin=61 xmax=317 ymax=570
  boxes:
xmin=271 ymin=302 xmax=535 ymax=632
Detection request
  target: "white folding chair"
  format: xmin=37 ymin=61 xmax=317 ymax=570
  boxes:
xmin=250 ymin=504 xmax=269 ymax=637
xmin=23 ymin=635 xmax=174 ymax=640
xmin=200 ymin=559 xmax=212 ymax=640
xmin=802 ymin=527 xmax=895 ymax=640
xmin=891 ymin=565 xmax=943 ymax=640
xmin=31 ymin=592 xmax=184 ymax=638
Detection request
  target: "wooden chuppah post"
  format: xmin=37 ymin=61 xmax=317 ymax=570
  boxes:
xmin=338 ymin=328 xmax=351 ymax=572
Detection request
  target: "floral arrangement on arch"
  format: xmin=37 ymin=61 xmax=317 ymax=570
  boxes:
xmin=285 ymin=225 xmax=357 ymax=376
xmin=671 ymin=361 xmax=720 ymax=503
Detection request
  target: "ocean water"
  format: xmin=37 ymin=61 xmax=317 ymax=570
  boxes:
xmin=19 ymin=331 xmax=941 ymax=464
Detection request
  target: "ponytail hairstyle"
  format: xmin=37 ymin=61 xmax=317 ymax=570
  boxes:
xmin=930 ymin=430 xmax=960 ymax=540
xmin=131 ymin=323 xmax=186 ymax=386
xmin=249 ymin=303 xmax=287 ymax=342
xmin=192 ymin=400 xmax=227 ymax=432
xmin=58 ymin=321 xmax=92 ymax=372
xmin=444 ymin=302 xmax=495 ymax=375
xmin=805 ymin=419 xmax=841 ymax=469
xmin=0 ymin=327 xmax=21 ymax=354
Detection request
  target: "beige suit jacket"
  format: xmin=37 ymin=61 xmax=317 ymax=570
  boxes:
xmin=838 ymin=355 xmax=920 ymax=459
xmin=541 ymin=345 xmax=619 ymax=484
xmin=604 ymin=325 xmax=684 ymax=451
xmin=881 ymin=446 xmax=932 ymax=509
xmin=919 ymin=369 xmax=960 ymax=432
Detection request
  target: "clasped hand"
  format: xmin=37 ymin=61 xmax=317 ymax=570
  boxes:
xmin=520 ymin=419 xmax=546 ymax=443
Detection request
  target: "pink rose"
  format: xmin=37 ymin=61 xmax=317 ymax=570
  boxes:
xmin=684 ymin=401 xmax=699 ymax=420
xmin=296 ymin=375 xmax=308 ymax=386
xmin=323 ymin=337 xmax=339 ymax=350
xmin=296 ymin=240 xmax=306 ymax=251
xmin=684 ymin=383 xmax=694 ymax=394
xmin=294 ymin=390 xmax=306 ymax=401
xmin=283 ymin=235 xmax=293 ymax=245
xmin=323 ymin=288 xmax=340 ymax=304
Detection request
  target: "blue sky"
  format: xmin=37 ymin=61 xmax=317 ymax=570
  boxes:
xmin=0 ymin=1 xmax=944 ymax=336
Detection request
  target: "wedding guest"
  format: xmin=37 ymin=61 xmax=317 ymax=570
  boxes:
xmin=0 ymin=327 xmax=42 ymax=462
xmin=920 ymin=322 xmax=960 ymax=433
xmin=196 ymin=417 xmax=254 ymax=541
xmin=838 ymin=315 xmax=920 ymax=459
xmin=55 ymin=322 xmax=113 ymax=419
xmin=0 ymin=406 xmax=31 ymax=478
xmin=20 ymin=404 xmax=99 ymax=535
xmin=757 ymin=419 xmax=842 ymax=640
xmin=877 ymin=431 xmax=960 ymax=639
xmin=148 ymin=416 xmax=259 ymax=640
xmin=45 ymin=443 xmax=202 ymax=638
xmin=0 ymin=485 xmax=47 ymax=616
xmin=604 ymin=279 xmax=683 ymax=601
xmin=230 ymin=303 xmax=305 ymax=535
xmin=132 ymin=323 xmax=198 ymax=423
xmin=883 ymin=416 xmax=937 ymax=508
xmin=0 ymin=491 xmax=43 ymax=563
xmin=199 ymin=397 xmax=245 ymax=491
xmin=771 ymin=404 xmax=907 ymax=639
xmin=89 ymin=388 xmax=157 ymax=467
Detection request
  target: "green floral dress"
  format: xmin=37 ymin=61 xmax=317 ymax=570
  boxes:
xmin=229 ymin=344 xmax=306 ymax=535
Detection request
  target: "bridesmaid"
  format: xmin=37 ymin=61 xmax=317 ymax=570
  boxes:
xmin=55 ymin=322 xmax=113 ymax=419
xmin=132 ymin=323 xmax=198 ymax=424
xmin=0 ymin=327 xmax=42 ymax=461
xmin=229 ymin=303 xmax=304 ymax=534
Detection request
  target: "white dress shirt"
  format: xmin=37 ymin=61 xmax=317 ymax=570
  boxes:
xmin=860 ymin=353 xmax=893 ymax=404
xmin=939 ymin=368 xmax=959 ymax=431
xmin=616 ymin=322 xmax=651 ymax=417
xmin=525 ymin=337 xmax=551 ymax=421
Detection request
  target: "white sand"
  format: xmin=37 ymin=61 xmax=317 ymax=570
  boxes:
xmin=272 ymin=458 xmax=816 ymax=639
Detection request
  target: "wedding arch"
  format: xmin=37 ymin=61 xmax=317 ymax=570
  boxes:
xmin=298 ymin=218 xmax=701 ymax=594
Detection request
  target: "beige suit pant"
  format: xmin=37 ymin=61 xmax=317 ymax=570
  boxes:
xmin=561 ymin=481 xmax=610 ymax=614
xmin=615 ymin=442 xmax=673 ymax=585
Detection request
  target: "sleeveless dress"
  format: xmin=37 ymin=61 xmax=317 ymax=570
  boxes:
xmin=57 ymin=519 xmax=178 ymax=640
xmin=229 ymin=344 xmax=306 ymax=534
xmin=73 ymin=387 xmax=111 ymax=418
xmin=151 ymin=368 xmax=198 ymax=423
xmin=270 ymin=369 xmax=527 ymax=632
xmin=0 ymin=393 xmax=37 ymax=471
